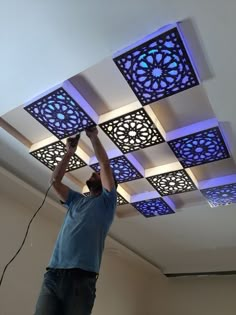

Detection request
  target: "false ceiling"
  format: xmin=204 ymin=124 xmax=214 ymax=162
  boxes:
xmin=1 ymin=1 xmax=236 ymax=274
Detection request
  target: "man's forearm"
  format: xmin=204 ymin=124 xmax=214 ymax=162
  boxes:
xmin=90 ymin=136 xmax=109 ymax=166
xmin=51 ymin=152 xmax=72 ymax=183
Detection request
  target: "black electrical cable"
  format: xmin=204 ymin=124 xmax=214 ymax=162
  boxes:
xmin=0 ymin=182 xmax=53 ymax=288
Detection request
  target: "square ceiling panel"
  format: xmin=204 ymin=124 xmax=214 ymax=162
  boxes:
xmin=147 ymin=169 xmax=197 ymax=196
xmin=201 ymin=183 xmax=236 ymax=208
xmin=113 ymin=25 xmax=199 ymax=106
xmin=99 ymin=108 xmax=164 ymax=154
xmin=24 ymin=88 xmax=95 ymax=139
xmin=168 ymin=127 xmax=230 ymax=168
xmin=117 ymin=192 xmax=129 ymax=206
xmin=90 ymin=155 xmax=143 ymax=183
xmin=132 ymin=198 xmax=175 ymax=217
xmin=83 ymin=191 xmax=128 ymax=206
xmin=30 ymin=141 xmax=86 ymax=172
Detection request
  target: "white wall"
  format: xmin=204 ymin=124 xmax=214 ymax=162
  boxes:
xmin=167 ymin=275 xmax=236 ymax=315
xmin=2 ymin=169 xmax=236 ymax=315
xmin=0 ymin=183 xmax=166 ymax=315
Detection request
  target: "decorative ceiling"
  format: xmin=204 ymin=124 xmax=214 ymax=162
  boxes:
xmin=2 ymin=22 xmax=234 ymax=219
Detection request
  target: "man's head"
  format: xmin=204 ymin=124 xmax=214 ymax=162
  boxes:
xmin=86 ymin=172 xmax=102 ymax=194
xmin=86 ymin=171 xmax=118 ymax=195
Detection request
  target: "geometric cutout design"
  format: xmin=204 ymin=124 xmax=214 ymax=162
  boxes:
xmin=24 ymin=88 xmax=95 ymax=139
xmin=132 ymin=198 xmax=175 ymax=217
xmin=99 ymin=108 xmax=164 ymax=154
xmin=147 ymin=169 xmax=197 ymax=196
xmin=30 ymin=141 xmax=86 ymax=172
xmin=90 ymin=155 xmax=143 ymax=183
xmin=117 ymin=192 xmax=129 ymax=206
xmin=83 ymin=191 xmax=129 ymax=206
xmin=201 ymin=183 xmax=236 ymax=207
xmin=114 ymin=27 xmax=199 ymax=106
xmin=168 ymin=127 xmax=230 ymax=168
xmin=83 ymin=192 xmax=91 ymax=197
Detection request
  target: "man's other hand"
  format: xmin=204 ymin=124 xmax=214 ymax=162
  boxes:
xmin=66 ymin=137 xmax=78 ymax=155
xmin=85 ymin=126 xmax=98 ymax=139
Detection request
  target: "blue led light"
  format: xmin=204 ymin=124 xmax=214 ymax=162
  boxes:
xmin=113 ymin=27 xmax=199 ymax=105
xmin=30 ymin=141 xmax=86 ymax=172
xmin=147 ymin=169 xmax=197 ymax=196
xmin=90 ymin=156 xmax=142 ymax=183
xmin=201 ymin=183 xmax=236 ymax=207
xmin=132 ymin=198 xmax=175 ymax=217
xmin=24 ymin=88 xmax=95 ymax=139
xmin=168 ymin=127 xmax=230 ymax=168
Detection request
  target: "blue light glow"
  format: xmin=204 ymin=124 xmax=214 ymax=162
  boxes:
xmin=201 ymin=183 xmax=236 ymax=207
xmin=113 ymin=27 xmax=199 ymax=105
xmin=132 ymin=198 xmax=175 ymax=217
xmin=168 ymin=127 xmax=230 ymax=168
xmin=90 ymin=156 xmax=143 ymax=183
xmin=24 ymin=88 xmax=95 ymax=139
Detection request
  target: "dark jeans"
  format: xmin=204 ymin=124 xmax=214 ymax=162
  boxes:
xmin=34 ymin=269 xmax=97 ymax=315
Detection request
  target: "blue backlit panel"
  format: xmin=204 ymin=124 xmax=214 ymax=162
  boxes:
xmin=24 ymin=88 xmax=95 ymax=139
xmin=132 ymin=198 xmax=175 ymax=217
xmin=113 ymin=27 xmax=199 ymax=105
xmin=168 ymin=127 xmax=230 ymax=168
xmin=147 ymin=169 xmax=197 ymax=196
xmin=201 ymin=183 xmax=236 ymax=207
xmin=90 ymin=156 xmax=143 ymax=183
xmin=31 ymin=141 xmax=86 ymax=172
xmin=99 ymin=108 xmax=164 ymax=154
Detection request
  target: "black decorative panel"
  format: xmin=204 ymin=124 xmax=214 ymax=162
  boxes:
xmin=113 ymin=27 xmax=199 ymax=105
xmin=201 ymin=183 xmax=236 ymax=207
xmin=30 ymin=141 xmax=86 ymax=172
xmin=147 ymin=169 xmax=197 ymax=196
xmin=132 ymin=198 xmax=175 ymax=217
xmin=168 ymin=127 xmax=230 ymax=168
xmin=83 ymin=192 xmax=90 ymax=197
xmin=24 ymin=88 xmax=95 ymax=139
xmin=90 ymin=155 xmax=143 ymax=183
xmin=83 ymin=191 xmax=128 ymax=206
xmin=117 ymin=192 xmax=129 ymax=206
xmin=99 ymin=108 xmax=164 ymax=154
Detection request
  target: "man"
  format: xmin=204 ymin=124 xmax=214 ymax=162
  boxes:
xmin=35 ymin=126 xmax=117 ymax=315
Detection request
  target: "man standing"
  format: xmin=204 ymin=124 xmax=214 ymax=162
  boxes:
xmin=35 ymin=126 xmax=117 ymax=315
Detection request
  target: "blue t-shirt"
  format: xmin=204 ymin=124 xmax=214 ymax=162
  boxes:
xmin=48 ymin=187 xmax=117 ymax=273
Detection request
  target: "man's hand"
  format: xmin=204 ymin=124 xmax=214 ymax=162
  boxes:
xmin=85 ymin=126 xmax=98 ymax=139
xmin=66 ymin=136 xmax=79 ymax=155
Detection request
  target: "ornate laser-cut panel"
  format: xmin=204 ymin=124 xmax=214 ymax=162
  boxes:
xmin=90 ymin=155 xmax=143 ymax=183
xmin=201 ymin=183 xmax=236 ymax=207
xmin=114 ymin=27 xmax=199 ymax=105
xmin=117 ymin=192 xmax=129 ymax=206
xmin=168 ymin=127 xmax=230 ymax=168
xmin=24 ymin=88 xmax=95 ymax=139
xmin=83 ymin=192 xmax=90 ymax=197
xmin=99 ymin=108 xmax=164 ymax=154
xmin=132 ymin=198 xmax=175 ymax=217
xmin=30 ymin=141 xmax=86 ymax=172
xmin=147 ymin=169 xmax=197 ymax=196
xmin=83 ymin=191 xmax=128 ymax=206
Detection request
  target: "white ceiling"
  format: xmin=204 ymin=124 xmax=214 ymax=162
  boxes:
xmin=1 ymin=0 xmax=236 ymax=274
